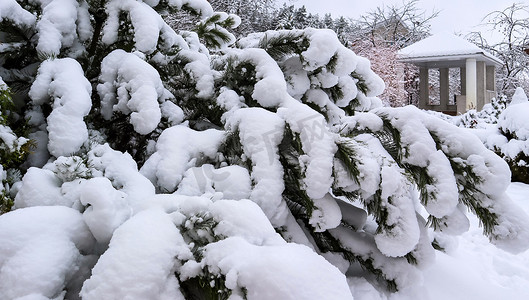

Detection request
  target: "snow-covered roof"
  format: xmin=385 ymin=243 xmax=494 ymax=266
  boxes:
xmin=398 ymin=32 xmax=503 ymax=68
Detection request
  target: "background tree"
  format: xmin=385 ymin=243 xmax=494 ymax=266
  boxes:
xmin=467 ymin=3 xmax=529 ymax=98
xmin=273 ymin=4 xmax=323 ymax=31
xmin=353 ymin=0 xmax=438 ymax=48
xmin=273 ymin=3 xmax=296 ymax=29
xmin=209 ymin=0 xmax=277 ymax=35
xmin=347 ymin=0 xmax=438 ymax=107
xmin=351 ymin=39 xmax=413 ymax=107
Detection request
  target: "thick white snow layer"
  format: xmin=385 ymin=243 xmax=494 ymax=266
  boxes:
xmin=499 ymin=93 xmax=529 ymax=142
xmin=376 ymin=164 xmax=421 ymax=257
xmin=225 ymin=107 xmax=289 ymax=226
xmin=278 ymin=98 xmax=338 ymax=200
xmin=0 ymin=206 xmax=95 ymax=299
xmin=88 ymin=143 xmax=156 ymax=208
xmin=398 ymin=32 xmax=501 ymax=64
xmin=14 ymin=167 xmax=65 ymax=208
xmin=0 ymin=0 xmax=36 ymax=27
xmin=224 ymin=48 xmax=289 ymax=107
xmin=163 ymin=0 xmax=214 ymax=17
xmin=103 ymin=0 xmax=182 ymax=54
xmin=80 ymin=208 xmax=188 ymax=299
xmin=140 ymin=125 xmax=225 ymax=192
xmin=176 ymin=164 xmax=252 ymax=200
xmin=35 ymin=0 xmax=87 ymax=55
xmin=376 ymin=106 xmax=459 ymax=217
xmin=374 ymin=106 xmax=529 ymax=253
xmin=208 ymin=199 xmax=285 ymax=246
xmin=98 ymin=49 xmax=165 ymax=135
xmin=3 ymin=182 xmax=529 ymax=300
xmin=202 ymin=237 xmax=353 ymax=300
xmin=310 ymin=194 xmax=342 ymax=232
xmin=80 ymin=177 xmax=132 ymax=244
xmin=29 ymin=58 xmax=92 ymax=157
xmin=236 ymin=28 xmax=384 ymax=109
xmin=510 ymin=87 xmax=528 ymax=106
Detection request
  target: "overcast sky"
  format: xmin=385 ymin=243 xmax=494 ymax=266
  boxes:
xmin=284 ymin=0 xmax=525 ymax=39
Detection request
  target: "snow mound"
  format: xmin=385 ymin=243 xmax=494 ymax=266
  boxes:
xmin=202 ymin=237 xmax=353 ymax=300
xmin=0 ymin=206 xmax=95 ymax=299
xmin=80 ymin=208 xmax=189 ymax=299
xmin=510 ymin=87 xmax=528 ymax=105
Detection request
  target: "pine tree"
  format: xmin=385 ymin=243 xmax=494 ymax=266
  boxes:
xmin=274 ymin=3 xmax=295 ymax=30
xmin=323 ymin=13 xmax=334 ymax=29
xmin=0 ymin=79 xmax=31 ymax=214
xmin=208 ymin=0 xmax=277 ymax=36
xmin=1 ymin=0 xmax=528 ymax=299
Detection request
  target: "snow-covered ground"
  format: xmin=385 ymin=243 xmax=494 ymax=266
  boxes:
xmin=351 ymin=182 xmax=529 ymax=300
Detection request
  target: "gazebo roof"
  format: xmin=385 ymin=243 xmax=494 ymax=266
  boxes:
xmin=398 ymin=32 xmax=503 ymax=68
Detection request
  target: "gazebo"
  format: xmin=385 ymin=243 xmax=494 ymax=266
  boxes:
xmin=398 ymin=32 xmax=503 ymax=115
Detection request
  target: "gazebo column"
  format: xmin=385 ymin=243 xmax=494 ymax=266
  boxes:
xmin=439 ymin=68 xmax=449 ymax=111
xmin=456 ymin=67 xmax=467 ymax=114
xmin=460 ymin=67 xmax=466 ymax=93
xmin=419 ymin=67 xmax=429 ymax=108
xmin=476 ymin=61 xmax=486 ymax=110
xmin=465 ymin=58 xmax=477 ymax=110
xmin=486 ymin=65 xmax=496 ymax=103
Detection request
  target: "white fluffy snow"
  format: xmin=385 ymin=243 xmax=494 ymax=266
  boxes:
xmin=80 ymin=177 xmax=132 ymax=244
xmin=35 ymin=0 xmax=87 ymax=55
xmin=103 ymin=0 xmax=178 ymax=54
xmin=498 ymin=90 xmax=529 ymax=158
xmin=236 ymin=28 xmax=385 ymax=112
xmin=29 ymin=58 xmax=92 ymax=157
xmin=202 ymin=237 xmax=353 ymax=300
xmin=224 ymin=48 xmax=290 ymax=107
xmin=0 ymin=0 xmax=36 ymax=27
xmin=309 ymin=194 xmax=342 ymax=232
xmin=14 ymin=167 xmax=65 ymax=208
xmin=88 ymin=143 xmax=155 ymax=208
xmin=80 ymin=208 xmax=188 ymax=300
xmin=0 ymin=206 xmax=95 ymax=299
xmin=166 ymin=0 xmax=214 ymax=17
xmin=376 ymin=164 xmax=421 ymax=257
xmin=3 ymin=8 xmax=529 ymax=300
xmin=398 ymin=32 xmax=502 ymax=65
xmin=510 ymin=87 xmax=528 ymax=105
xmin=140 ymin=125 xmax=225 ymax=192
xmin=176 ymin=164 xmax=252 ymax=200
xmin=279 ymin=98 xmax=338 ymax=200
xmin=376 ymin=106 xmax=460 ymax=217
xmin=225 ymin=107 xmax=289 ymax=226
xmin=98 ymin=49 xmax=165 ymax=135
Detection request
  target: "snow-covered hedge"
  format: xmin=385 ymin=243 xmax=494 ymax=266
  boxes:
xmin=465 ymin=88 xmax=529 ymax=183
xmin=1 ymin=0 xmax=528 ymax=299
